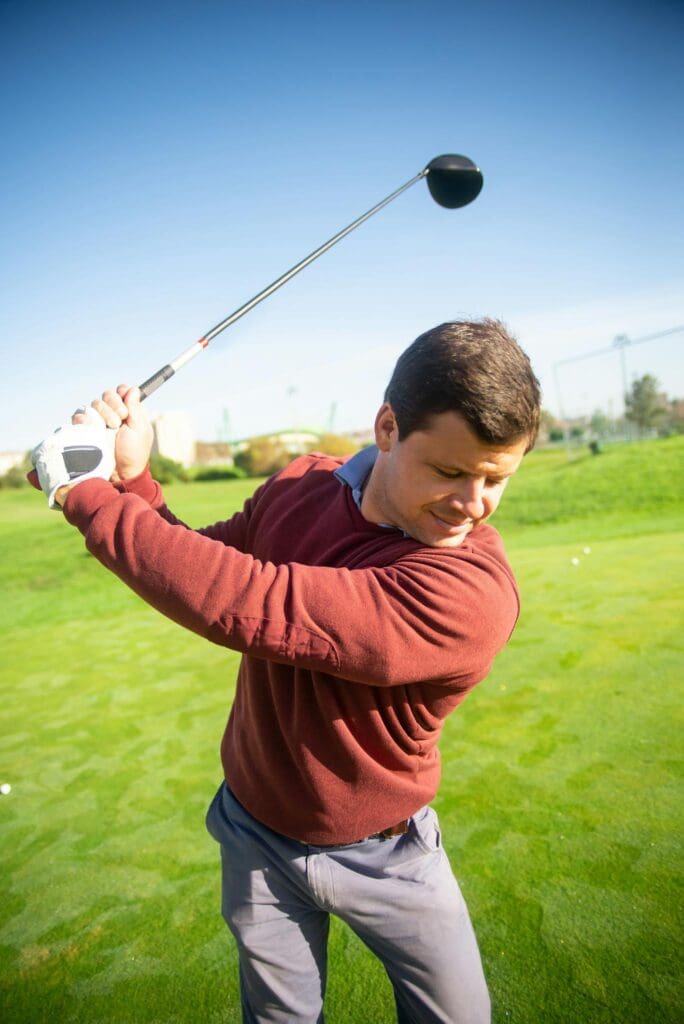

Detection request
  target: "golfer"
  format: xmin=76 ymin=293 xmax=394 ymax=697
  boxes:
xmin=34 ymin=319 xmax=541 ymax=1024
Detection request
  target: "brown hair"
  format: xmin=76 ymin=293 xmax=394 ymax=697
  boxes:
xmin=384 ymin=319 xmax=541 ymax=450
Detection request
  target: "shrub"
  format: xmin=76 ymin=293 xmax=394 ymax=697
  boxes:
xmin=192 ymin=465 xmax=246 ymax=482
xmin=149 ymin=453 xmax=189 ymax=484
xmin=0 ymin=456 xmax=31 ymax=489
xmin=234 ymin=437 xmax=292 ymax=477
xmin=309 ymin=433 xmax=359 ymax=457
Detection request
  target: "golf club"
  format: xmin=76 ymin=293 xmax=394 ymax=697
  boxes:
xmin=137 ymin=154 xmax=483 ymax=400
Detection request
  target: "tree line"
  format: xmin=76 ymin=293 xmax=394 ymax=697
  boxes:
xmin=1 ymin=375 xmax=681 ymax=489
xmin=543 ymin=373 xmax=682 ymax=443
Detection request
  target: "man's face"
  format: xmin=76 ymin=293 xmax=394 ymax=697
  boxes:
xmin=362 ymin=405 xmax=528 ymax=548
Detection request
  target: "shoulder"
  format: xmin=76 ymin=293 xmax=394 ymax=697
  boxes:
xmin=247 ymin=453 xmax=346 ymax=523
xmin=276 ymin=451 xmax=348 ymax=480
xmin=407 ymin=524 xmax=516 ymax=598
xmin=263 ymin=452 xmax=349 ymax=495
xmin=395 ymin=524 xmax=520 ymax=641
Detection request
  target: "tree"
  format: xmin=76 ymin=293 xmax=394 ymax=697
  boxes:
xmin=667 ymin=398 xmax=684 ymax=434
xmin=234 ymin=437 xmax=292 ymax=477
xmin=0 ymin=452 xmax=31 ymax=489
xmin=310 ymin=433 xmax=358 ymax=457
xmin=539 ymin=408 xmax=561 ymax=443
xmin=590 ymin=409 xmax=612 ymax=437
xmin=624 ymin=374 xmax=668 ymax=432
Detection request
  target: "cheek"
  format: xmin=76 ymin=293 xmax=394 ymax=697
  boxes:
xmin=485 ymin=487 xmax=506 ymax=515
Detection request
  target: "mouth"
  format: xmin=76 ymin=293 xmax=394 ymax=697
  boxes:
xmin=429 ymin=511 xmax=473 ymax=536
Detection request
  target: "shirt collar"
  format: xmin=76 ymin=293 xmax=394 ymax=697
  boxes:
xmin=334 ymin=445 xmax=378 ymax=512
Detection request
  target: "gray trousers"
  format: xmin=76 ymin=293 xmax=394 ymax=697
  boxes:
xmin=206 ymin=783 xmax=491 ymax=1024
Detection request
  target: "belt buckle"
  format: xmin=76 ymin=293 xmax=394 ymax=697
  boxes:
xmin=374 ymin=819 xmax=409 ymax=841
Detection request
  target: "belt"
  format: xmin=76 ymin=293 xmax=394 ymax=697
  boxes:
xmin=314 ymin=818 xmax=410 ymax=848
xmin=363 ymin=819 xmax=410 ymax=842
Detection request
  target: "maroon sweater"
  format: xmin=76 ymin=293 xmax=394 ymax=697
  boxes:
xmin=63 ymin=452 xmax=519 ymax=844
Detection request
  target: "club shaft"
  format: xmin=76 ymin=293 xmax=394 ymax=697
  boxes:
xmin=139 ymin=168 xmax=427 ymax=399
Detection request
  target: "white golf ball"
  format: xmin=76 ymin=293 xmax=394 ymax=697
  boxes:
xmin=0 ymin=783 xmax=11 ymax=795
xmin=571 ymin=557 xmax=580 ymax=566
xmin=583 ymin=546 xmax=591 ymax=555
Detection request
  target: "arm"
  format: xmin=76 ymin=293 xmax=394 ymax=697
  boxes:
xmin=62 ymin=477 xmax=519 ymax=689
xmin=116 ymin=465 xmax=268 ymax=552
xmin=56 ymin=385 xmax=259 ymax=550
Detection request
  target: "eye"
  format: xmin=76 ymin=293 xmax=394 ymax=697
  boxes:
xmin=434 ymin=466 xmax=462 ymax=480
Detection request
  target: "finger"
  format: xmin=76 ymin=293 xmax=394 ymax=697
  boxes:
xmin=119 ymin=384 xmax=141 ymax=408
xmin=71 ymin=404 xmax=88 ymax=425
xmin=91 ymin=398 xmax=121 ymax=430
xmin=120 ymin=385 xmax=144 ymax=424
xmin=101 ymin=388 xmax=129 ymax=419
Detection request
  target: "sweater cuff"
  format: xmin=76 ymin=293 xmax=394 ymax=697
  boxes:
xmin=116 ymin=467 xmax=165 ymax=508
xmin=62 ymin=477 xmax=123 ymax=530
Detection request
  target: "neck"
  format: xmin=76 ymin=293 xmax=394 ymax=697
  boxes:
xmin=360 ymin=457 xmax=386 ymax=526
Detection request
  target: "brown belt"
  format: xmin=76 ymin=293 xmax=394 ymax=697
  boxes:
xmin=364 ymin=819 xmax=410 ymax=842
xmin=316 ymin=818 xmax=410 ymax=848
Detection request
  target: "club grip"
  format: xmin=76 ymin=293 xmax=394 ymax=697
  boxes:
xmin=138 ymin=364 xmax=175 ymax=401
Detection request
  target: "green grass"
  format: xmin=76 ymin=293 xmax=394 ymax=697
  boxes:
xmin=495 ymin=433 xmax=683 ymax=528
xmin=0 ymin=438 xmax=682 ymax=1022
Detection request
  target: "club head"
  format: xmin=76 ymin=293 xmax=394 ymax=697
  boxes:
xmin=424 ymin=154 xmax=483 ymax=209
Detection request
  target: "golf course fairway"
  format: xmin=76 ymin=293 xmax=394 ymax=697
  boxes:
xmin=1 ymin=436 xmax=681 ymax=1023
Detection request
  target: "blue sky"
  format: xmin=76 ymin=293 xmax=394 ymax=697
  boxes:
xmin=2 ymin=0 xmax=683 ymax=450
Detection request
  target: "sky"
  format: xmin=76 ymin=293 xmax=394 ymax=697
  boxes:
xmin=2 ymin=0 xmax=683 ymax=451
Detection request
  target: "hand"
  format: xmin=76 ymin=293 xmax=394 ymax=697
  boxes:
xmin=74 ymin=385 xmax=153 ymax=482
xmin=31 ymin=408 xmax=116 ymax=509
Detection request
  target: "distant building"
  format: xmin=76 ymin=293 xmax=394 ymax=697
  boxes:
xmin=151 ymin=412 xmax=196 ymax=467
xmin=147 ymin=416 xmax=367 ymax=469
xmin=195 ymin=441 xmax=234 ymax=466
xmin=230 ymin=430 xmax=320 ymax=458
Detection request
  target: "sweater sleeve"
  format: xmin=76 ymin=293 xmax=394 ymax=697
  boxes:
xmin=62 ymin=477 xmax=518 ymax=689
xmin=115 ymin=466 xmax=267 ymax=552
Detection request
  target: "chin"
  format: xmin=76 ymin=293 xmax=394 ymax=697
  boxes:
xmin=407 ymin=523 xmax=472 ymax=548
xmin=419 ymin=514 xmax=476 ymax=548
xmin=429 ymin=532 xmax=470 ymax=549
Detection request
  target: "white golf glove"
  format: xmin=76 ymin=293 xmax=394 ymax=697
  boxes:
xmin=31 ymin=410 xmax=116 ymax=509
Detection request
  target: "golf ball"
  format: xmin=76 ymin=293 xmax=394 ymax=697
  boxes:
xmin=571 ymin=557 xmax=580 ymax=566
xmin=0 ymin=783 xmax=11 ymax=795
xmin=583 ymin=546 xmax=591 ymax=555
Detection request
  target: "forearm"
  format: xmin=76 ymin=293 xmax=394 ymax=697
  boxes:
xmin=117 ymin=466 xmax=259 ymax=549
xmin=63 ymin=478 xmax=337 ymax=669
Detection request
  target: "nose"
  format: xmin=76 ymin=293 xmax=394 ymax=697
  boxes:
xmin=447 ymin=477 xmax=486 ymax=520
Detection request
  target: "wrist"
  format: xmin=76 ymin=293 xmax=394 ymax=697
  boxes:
xmin=116 ymin=464 xmax=163 ymax=507
xmin=117 ymin=463 xmax=150 ymax=484
xmin=54 ymin=484 xmax=73 ymax=508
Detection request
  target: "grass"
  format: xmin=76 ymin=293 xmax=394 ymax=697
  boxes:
xmin=0 ymin=437 xmax=682 ymax=1023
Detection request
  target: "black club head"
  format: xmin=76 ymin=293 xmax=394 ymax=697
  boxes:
xmin=424 ymin=154 xmax=483 ymax=209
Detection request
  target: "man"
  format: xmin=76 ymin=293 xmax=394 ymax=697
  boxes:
xmin=33 ymin=319 xmax=541 ymax=1024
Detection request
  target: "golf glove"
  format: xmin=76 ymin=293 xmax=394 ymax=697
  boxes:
xmin=31 ymin=413 xmax=116 ymax=510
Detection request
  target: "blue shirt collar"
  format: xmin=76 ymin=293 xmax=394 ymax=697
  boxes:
xmin=334 ymin=445 xmax=378 ymax=512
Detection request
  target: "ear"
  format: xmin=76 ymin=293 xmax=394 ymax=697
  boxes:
xmin=374 ymin=403 xmax=398 ymax=452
